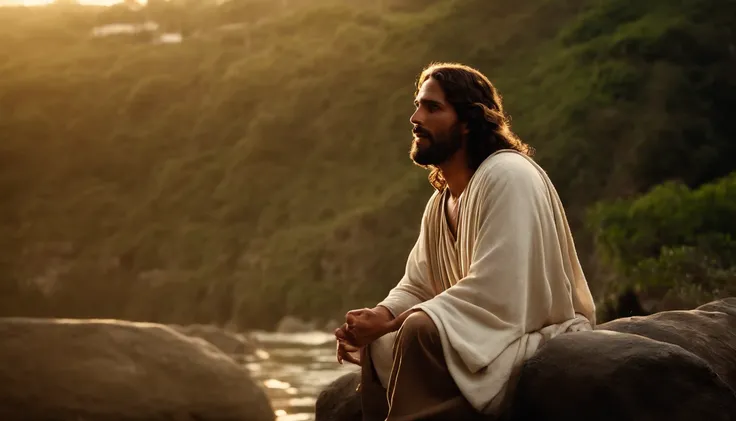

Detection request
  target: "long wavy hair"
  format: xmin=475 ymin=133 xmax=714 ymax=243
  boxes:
xmin=415 ymin=62 xmax=534 ymax=191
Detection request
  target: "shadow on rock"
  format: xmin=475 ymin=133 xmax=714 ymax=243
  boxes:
xmin=507 ymin=330 xmax=736 ymax=421
xmin=0 ymin=317 xmax=275 ymax=421
xmin=315 ymin=368 xmax=361 ymax=421
xmin=597 ymin=297 xmax=736 ymax=390
xmin=315 ymin=298 xmax=736 ymax=421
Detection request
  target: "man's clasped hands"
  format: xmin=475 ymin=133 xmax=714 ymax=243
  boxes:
xmin=334 ymin=306 xmax=397 ymax=366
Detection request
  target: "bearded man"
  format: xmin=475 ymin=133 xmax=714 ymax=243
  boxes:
xmin=334 ymin=62 xmax=596 ymax=421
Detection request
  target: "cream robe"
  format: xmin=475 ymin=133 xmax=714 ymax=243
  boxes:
xmin=371 ymin=149 xmax=596 ymax=414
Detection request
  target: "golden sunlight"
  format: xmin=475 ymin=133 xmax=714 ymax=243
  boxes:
xmin=0 ymin=0 xmax=54 ymax=5
xmin=0 ymin=0 xmax=142 ymax=6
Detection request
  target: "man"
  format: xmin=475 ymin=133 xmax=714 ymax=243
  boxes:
xmin=334 ymin=62 xmax=596 ymax=420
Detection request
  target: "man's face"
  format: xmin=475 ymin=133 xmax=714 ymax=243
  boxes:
xmin=409 ymin=77 xmax=464 ymax=166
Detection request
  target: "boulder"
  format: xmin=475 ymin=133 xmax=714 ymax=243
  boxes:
xmin=697 ymin=297 xmax=736 ymax=320
xmin=314 ymin=369 xmax=361 ymax=421
xmin=0 ymin=317 xmax=275 ymax=421
xmin=169 ymin=323 xmax=256 ymax=361
xmin=507 ymin=330 xmax=736 ymax=421
xmin=508 ymin=297 xmax=736 ymax=420
xmin=598 ymin=297 xmax=736 ymax=390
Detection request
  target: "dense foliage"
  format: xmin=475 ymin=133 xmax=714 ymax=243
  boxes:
xmin=1 ymin=0 xmax=734 ymax=328
xmin=588 ymin=174 xmax=736 ymax=312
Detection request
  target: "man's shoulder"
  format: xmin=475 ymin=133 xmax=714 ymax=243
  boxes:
xmin=474 ymin=149 xmax=543 ymax=185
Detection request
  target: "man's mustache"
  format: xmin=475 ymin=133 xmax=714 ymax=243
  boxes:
xmin=413 ymin=127 xmax=432 ymax=139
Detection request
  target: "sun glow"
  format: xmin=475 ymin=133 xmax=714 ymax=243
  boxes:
xmin=0 ymin=0 xmax=143 ymax=6
xmin=2 ymin=0 xmax=54 ymax=5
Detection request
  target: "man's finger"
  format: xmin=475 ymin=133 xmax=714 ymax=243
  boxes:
xmin=336 ymin=340 xmax=361 ymax=366
xmin=337 ymin=324 xmax=356 ymax=342
xmin=342 ymin=350 xmax=360 ymax=366
xmin=337 ymin=342 xmax=351 ymax=365
xmin=342 ymin=342 xmax=359 ymax=353
xmin=335 ymin=328 xmax=346 ymax=340
xmin=341 ymin=326 xmax=358 ymax=344
xmin=346 ymin=308 xmax=367 ymax=323
xmin=346 ymin=308 xmax=365 ymax=317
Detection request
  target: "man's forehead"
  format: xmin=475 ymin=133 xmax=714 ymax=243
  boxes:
xmin=415 ymin=78 xmax=446 ymax=103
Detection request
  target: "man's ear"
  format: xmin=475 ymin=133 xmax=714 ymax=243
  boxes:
xmin=461 ymin=121 xmax=470 ymax=136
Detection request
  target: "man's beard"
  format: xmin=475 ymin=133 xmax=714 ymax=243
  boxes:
xmin=410 ymin=123 xmax=464 ymax=166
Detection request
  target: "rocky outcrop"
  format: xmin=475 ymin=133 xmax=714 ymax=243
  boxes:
xmin=315 ymin=298 xmax=736 ymax=421
xmin=507 ymin=330 xmax=736 ymax=421
xmin=699 ymin=297 xmax=736 ymax=319
xmin=314 ymin=368 xmax=361 ymax=421
xmin=169 ymin=323 xmax=256 ymax=362
xmin=597 ymin=297 xmax=736 ymax=391
xmin=0 ymin=317 xmax=275 ymax=421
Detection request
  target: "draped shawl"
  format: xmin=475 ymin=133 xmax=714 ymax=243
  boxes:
xmin=371 ymin=149 xmax=596 ymax=413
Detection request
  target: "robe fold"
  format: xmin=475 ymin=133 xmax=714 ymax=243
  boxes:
xmin=372 ymin=149 xmax=596 ymax=414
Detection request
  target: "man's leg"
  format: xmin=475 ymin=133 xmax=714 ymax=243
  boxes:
xmin=384 ymin=311 xmax=482 ymax=421
xmin=359 ymin=344 xmax=390 ymax=421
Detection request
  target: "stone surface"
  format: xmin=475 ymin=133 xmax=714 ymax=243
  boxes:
xmin=170 ymin=322 xmax=256 ymax=361
xmin=598 ymin=297 xmax=736 ymax=391
xmin=0 ymin=317 xmax=275 ymax=421
xmin=314 ymin=369 xmax=361 ymax=421
xmin=507 ymin=330 xmax=736 ymax=421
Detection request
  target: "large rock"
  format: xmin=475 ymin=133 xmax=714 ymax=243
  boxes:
xmin=507 ymin=330 xmax=736 ymax=421
xmin=169 ymin=323 xmax=257 ymax=362
xmin=699 ymin=297 xmax=736 ymax=319
xmin=314 ymin=369 xmax=361 ymax=421
xmin=507 ymin=297 xmax=736 ymax=420
xmin=0 ymin=317 xmax=275 ymax=421
xmin=315 ymin=298 xmax=736 ymax=421
xmin=598 ymin=297 xmax=736 ymax=391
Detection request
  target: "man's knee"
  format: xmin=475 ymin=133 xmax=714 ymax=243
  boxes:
xmin=392 ymin=311 xmax=448 ymax=374
xmin=397 ymin=311 xmax=440 ymax=346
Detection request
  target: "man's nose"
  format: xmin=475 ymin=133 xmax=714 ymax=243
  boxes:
xmin=410 ymin=108 xmax=423 ymax=126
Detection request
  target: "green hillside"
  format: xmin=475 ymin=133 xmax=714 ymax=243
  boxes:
xmin=1 ymin=0 xmax=734 ymax=329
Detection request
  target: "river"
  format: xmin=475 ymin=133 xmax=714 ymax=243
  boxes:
xmin=244 ymin=330 xmax=358 ymax=421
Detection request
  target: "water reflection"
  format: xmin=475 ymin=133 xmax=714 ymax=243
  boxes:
xmin=247 ymin=330 xmax=357 ymax=421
